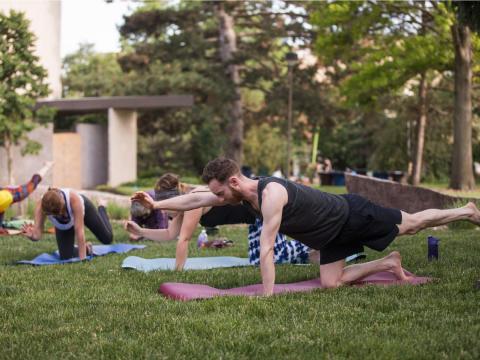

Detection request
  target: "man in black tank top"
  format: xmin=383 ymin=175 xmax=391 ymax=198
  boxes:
xmin=133 ymin=157 xmax=480 ymax=296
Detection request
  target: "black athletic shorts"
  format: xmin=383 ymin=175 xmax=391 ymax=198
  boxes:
xmin=319 ymin=194 xmax=402 ymax=265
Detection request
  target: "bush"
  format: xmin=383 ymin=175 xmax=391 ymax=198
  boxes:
xmin=106 ymin=202 xmax=130 ymax=220
xmin=244 ymin=123 xmax=286 ymax=175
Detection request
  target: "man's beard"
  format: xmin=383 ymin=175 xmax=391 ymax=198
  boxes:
xmin=229 ymin=188 xmax=244 ymax=203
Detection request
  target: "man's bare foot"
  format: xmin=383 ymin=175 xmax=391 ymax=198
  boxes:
xmin=465 ymin=202 xmax=480 ymax=226
xmin=37 ymin=161 xmax=54 ymax=178
xmin=384 ymin=251 xmax=410 ymax=282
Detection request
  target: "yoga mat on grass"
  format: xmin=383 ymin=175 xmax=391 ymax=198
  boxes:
xmin=122 ymin=256 xmax=251 ymax=271
xmin=159 ymin=270 xmax=432 ymax=301
xmin=122 ymin=253 xmax=366 ymax=272
xmin=17 ymin=244 xmax=145 ymax=265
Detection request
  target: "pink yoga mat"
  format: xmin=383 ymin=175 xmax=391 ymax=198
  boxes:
xmin=158 ymin=270 xmax=432 ymax=301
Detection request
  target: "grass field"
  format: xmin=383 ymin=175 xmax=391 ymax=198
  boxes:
xmin=1 ymin=222 xmax=479 ymax=359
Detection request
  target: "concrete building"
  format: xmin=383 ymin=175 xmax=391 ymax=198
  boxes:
xmin=36 ymin=95 xmax=194 ymax=188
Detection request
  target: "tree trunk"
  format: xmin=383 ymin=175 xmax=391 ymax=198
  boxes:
xmin=4 ymin=133 xmax=14 ymax=184
xmin=411 ymin=72 xmax=428 ymax=186
xmin=216 ymin=2 xmax=243 ymax=165
xmin=406 ymin=118 xmax=413 ymax=179
xmin=450 ymin=23 xmax=475 ymax=190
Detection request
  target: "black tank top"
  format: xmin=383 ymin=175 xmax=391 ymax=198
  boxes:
xmin=199 ymin=204 xmax=256 ymax=227
xmin=243 ymin=177 xmax=349 ymax=249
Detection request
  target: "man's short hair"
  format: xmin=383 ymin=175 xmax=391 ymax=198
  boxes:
xmin=41 ymin=188 xmax=64 ymax=215
xmin=201 ymin=157 xmax=240 ymax=184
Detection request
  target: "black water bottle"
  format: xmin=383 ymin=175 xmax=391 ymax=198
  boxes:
xmin=427 ymin=235 xmax=439 ymax=261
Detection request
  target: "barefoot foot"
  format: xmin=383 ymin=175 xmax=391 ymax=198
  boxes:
xmin=466 ymin=202 xmax=480 ymax=226
xmin=384 ymin=251 xmax=410 ymax=282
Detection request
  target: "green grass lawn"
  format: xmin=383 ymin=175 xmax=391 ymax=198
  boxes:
xmin=1 ymin=223 xmax=479 ymax=359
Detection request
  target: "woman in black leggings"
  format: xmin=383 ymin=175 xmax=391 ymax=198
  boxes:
xmin=22 ymin=188 xmax=113 ymax=260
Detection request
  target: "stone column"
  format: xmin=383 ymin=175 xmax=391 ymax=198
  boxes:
xmin=76 ymin=123 xmax=108 ymax=189
xmin=53 ymin=132 xmax=82 ymax=189
xmin=108 ymin=108 xmax=137 ymax=187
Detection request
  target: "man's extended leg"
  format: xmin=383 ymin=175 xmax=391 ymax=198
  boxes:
xmin=320 ymin=251 xmax=409 ymax=288
xmin=398 ymin=202 xmax=480 ymax=235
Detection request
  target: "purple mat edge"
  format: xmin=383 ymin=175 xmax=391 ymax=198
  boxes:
xmin=158 ymin=269 xmax=433 ymax=301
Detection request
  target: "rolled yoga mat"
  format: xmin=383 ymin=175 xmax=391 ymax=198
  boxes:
xmin=159 ymin=270 xmax=432 ymax=301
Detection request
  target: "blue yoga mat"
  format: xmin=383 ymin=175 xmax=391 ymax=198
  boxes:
xmin=17 ymin=244 xmax=145 ymax=265
xmin=122 ymin=253 xmax=366 ymax=272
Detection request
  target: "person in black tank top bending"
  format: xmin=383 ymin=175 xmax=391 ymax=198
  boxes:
xmin=127 ymin=174 xmax=314 ymax=270
xmin=132 ymin=157 xmax=480 ymax=296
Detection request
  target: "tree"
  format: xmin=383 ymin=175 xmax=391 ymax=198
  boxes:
xmin=59 ymin=43 xmax=128 ymax=131
xmin=215 ymin=2 xmax=243 ymax=163
xmin=62 ymin=43 xmax=125 ymax=98
xmin=314 ymin=1 xmax=453 ymax=185
xmin=449 ymin=1 xmax=480 ymax=190
xmin=244 ymin=123 xmax=286 ymax=175
xmin=0 ymin=10 xmax=51 ymax=183
xmin=118 ymin=1 xmax=321 ymax=173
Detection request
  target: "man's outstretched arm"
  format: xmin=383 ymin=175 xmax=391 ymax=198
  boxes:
xmin=131 ymin=190 xmax=223 ymax=211
xmin=259 ymin=182 xmax=288 ymax=296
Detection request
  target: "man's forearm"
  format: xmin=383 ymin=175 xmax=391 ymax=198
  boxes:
xmin=175 ymin=238 xmax=189 ymax=271
xmin=153 ymin=193 xmax=215 ymax=211
xmin=260 ymin=245 xmax=275 ymax=296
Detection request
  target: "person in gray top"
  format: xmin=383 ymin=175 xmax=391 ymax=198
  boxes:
xmin=132 ymin=157 xmax=480 ymax=296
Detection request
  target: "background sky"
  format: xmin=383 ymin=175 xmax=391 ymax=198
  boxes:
xmin=61 ymin=0 xmax=139 ymax=57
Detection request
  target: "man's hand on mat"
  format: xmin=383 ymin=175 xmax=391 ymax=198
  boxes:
xmin=131 ymin=192 xmax=154 ymax=210
xmin=0 ymin=227 xmax=8 ymax=235
xmin=124 ymin=220 xmax=144 ymax=237
xmin=21 ymin=224 xmax=39 ymax=241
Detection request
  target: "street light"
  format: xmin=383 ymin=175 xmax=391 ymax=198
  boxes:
xmin=285 ymin=51 xmax=298 ymax=179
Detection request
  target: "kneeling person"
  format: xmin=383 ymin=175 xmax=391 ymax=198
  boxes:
xmin=23 ymin=188 xmax=113 ymax=260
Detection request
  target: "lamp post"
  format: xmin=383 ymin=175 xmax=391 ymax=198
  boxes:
xmin=285 ymin=51 xmax=298 ymax=179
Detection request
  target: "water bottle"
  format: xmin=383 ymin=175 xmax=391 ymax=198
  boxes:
xmin=197 ymin=229 xmax=208 ymax=248
xmin=427 ymin=235 xmax=439 ymax=261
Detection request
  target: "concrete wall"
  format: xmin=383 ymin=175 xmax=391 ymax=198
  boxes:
xmin=108 ymin=109 xmax=137 ymax=187
xmin=53 ymin=133 xmax=82 ymax=189
xmin=0 ymin=1 xmax=61 ymax=186
xmin=76 ymin=123 xmax=108 ymax=189
xmin=0 ymin=124 xmax=54 ymax=185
